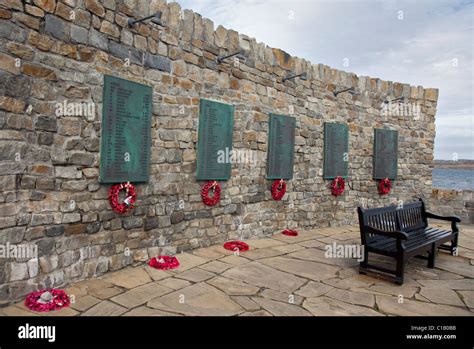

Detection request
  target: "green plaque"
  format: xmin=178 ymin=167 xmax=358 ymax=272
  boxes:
xmin=373 ymin=128 xmax=398 ymax=179
xmin=266 ymin=114 xmax=296 ymax=180
xmin=196 ymin=99 xmax=234 ymax=181
xmin=323 ymin=122 xmax=349 ymax=179
xmin=99 ymin=75 xmax=152 ymax=183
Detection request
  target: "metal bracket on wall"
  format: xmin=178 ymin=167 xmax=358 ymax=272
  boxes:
xmin=128 ymin=12 xmax=163 ymax=27
xmin=384 ymin=96 xmax=406 ymax=104
xmin=334 ymin=87 xmax=359 ymax=97
xmin=216 ymin=50 xmax=245 ymax=64
xmin=282 ymin=72 xmax=307 ymax=83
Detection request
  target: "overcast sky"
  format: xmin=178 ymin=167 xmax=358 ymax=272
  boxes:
xmin=175 ymin=0 xmax=473 ymax=160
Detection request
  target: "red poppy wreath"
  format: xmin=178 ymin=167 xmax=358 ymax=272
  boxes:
xmin=108 ymin=182 xmax=136 ymax=214
xmin=201 ymin=181 xmax=221 ymax=206
xmin=24 ymin=289 xmax=70 ymax=312
xmin=271 ymin=179 xmax=286 ymax=200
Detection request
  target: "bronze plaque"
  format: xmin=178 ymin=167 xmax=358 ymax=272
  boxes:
xmin=266 ymin=114 xmax=296 ymax=180
xmin=323 ymin=122 xmax=349 ymax=179
xmin=196 ymin=99 xmax=234 ymax=181
xmin=99 ymin=75 xmax=152 ymax=183
xmin=373 ymin=128 xmax=398 ymax=179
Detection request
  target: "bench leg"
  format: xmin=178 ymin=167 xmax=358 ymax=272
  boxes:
xmin=359 ymin=248 xmax=369 ymax=275
xmin=451 ymin=233 xmax=459 ymax=256
xmin=395 ymin=255 xmax=405 ymax=285
xmin=428 ymin=243 xmax=435 ymax=268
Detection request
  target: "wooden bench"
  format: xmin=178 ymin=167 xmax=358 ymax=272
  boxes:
xmin=357 ymin=199 xmax=460 ymax=284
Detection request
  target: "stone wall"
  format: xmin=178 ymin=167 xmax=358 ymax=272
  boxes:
xmin=0 ymin=0 xmax=438 ymax=305
xmin=428 ymin=189 xmax=473 ymax=224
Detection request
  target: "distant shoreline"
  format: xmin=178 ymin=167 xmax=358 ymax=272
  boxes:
xmin=434 ymin=160 xmax=474 ymax=169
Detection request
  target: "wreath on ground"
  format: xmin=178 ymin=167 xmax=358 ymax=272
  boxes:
xmin=282 ymin=229 xmax=298 ymax=236
xmin=379 ymin=178 xmax=392 ymax=195
xmin=148 ymin=256 xmax=180 ymax=270
xmin=331 ymin=176 xmax=345 ymax=196
xmin=108 ymin=182 xmax=136 ymax=214
xmin=201 ymin=181 xmax=221 ymax=206
xmin=223 ymin=241 xmax=249 ymax=252
xmin=25 ymin=289 xmax=70 ymax=312
xmin=271 ymin=179 xmax=286 ymax=200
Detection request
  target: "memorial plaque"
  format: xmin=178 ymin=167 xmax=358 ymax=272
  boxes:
xmin=266 ymin=114 xmax=296 ymax=180
xmin=373 ymin=128 xmax=398 ymax=179
xmin=99 ymin=75 xmax=152 ymax=183
xmin=196 ymin=99 xmax=234 ymax=181
xmin=323 ymin=122 xmax=349 ymax=179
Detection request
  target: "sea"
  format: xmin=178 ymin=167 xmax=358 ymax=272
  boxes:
xmin=432 ymin=168 xmax=474 ymax=191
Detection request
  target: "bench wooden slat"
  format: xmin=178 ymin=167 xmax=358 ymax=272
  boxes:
xmin=358 ymin=199 xmax=460 ymax=284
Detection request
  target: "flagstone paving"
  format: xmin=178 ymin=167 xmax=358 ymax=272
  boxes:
xmin=2 ymin=223 xmax=473 ymax=316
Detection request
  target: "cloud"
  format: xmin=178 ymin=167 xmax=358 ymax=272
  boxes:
xmin=176 ymin=0 xmax=473 ymax=159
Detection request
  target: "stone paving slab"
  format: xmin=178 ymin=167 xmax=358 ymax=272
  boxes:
xmin=245 ymin=238 xmax=286 ymax=249
xmin=259 ymin=256 xmax=340 ymax=281
xmin=295 ymin=281 xmax=334 ymax=298
xmin=2 ymin=302 xmax=80 ymax=317
xmin=198 ymin=260 xmax=234 ymax=274
xmin=239 ymin=310 xmax=272 ymax=316
xmin=144 ymin=266 xmax=171 ymax=281
xmin=303 ymin=296 xmax=382 ymax=316
xmin=167 ymin=253 xmax=209 ymax=273
xmin=232 ymin=296 xmax=261 ymax=311
xmin=123 ymin=306 xmax=182 ymax=316
xmin=111 ymin=282 xmax=173 ymax=309
xmin=239 ymin=247 xmax=286 ymax=260
xmin=252 ymin=297 xmax=312 ymax=316
xmin=222 ymin=261 xmax=307 ymax=293
xmin=4 ymin=224 xmax=473 ymax=317
xmin=174 ymin=268 xmax=215 ymax=282
xmin=325 ymin=288 xmax=375 ymax=308
xmin=418 ymin=287 xmax=466 ymax=307
xmin=147 ymin=283 xmax=243 ymax=316
xmin=103 ymin=267 xmax=152 ymax=289
xmin=459 ymin=290 xmax=474 ymax=309
xmin=376 ymin=295 xmax=473 ymax=316
xmin=158 ymin=277 xmax=192 ymax=290
xmin=192 ymin=245 xmax=230 ymax=259
xmin=81 ymin=300 xmax=127 ymax=316
xmin=286 ymin=248 xmax=358 ymax=267
xmin=207 ymin=276 xmax=260 ymax=296
xmin=70 ymin=295 xmax=101 ymax=312
xmin=259 ymin=288 xmax=304 ymax=305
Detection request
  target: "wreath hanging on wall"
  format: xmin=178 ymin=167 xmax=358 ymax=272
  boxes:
xmin=271 ymin=179 xmax=286 ymax=200
xmin=379 ymin=178 xmax=392 ymax=195
xmin=201 ymin=181 xmax=221 ymax=206
xmin=24 ymin=289 xmax=70 ymax=312
xmin=108 ymin=182 xmax=136 ymax=214
xmin=331 ymin=176 xmax=345 ymax=196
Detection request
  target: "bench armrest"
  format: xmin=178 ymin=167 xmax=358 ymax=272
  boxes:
xmin=425 ymin=211 xmax=461 ymax=223
xmin=365 ymin=226 xmax=408 ymax=240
